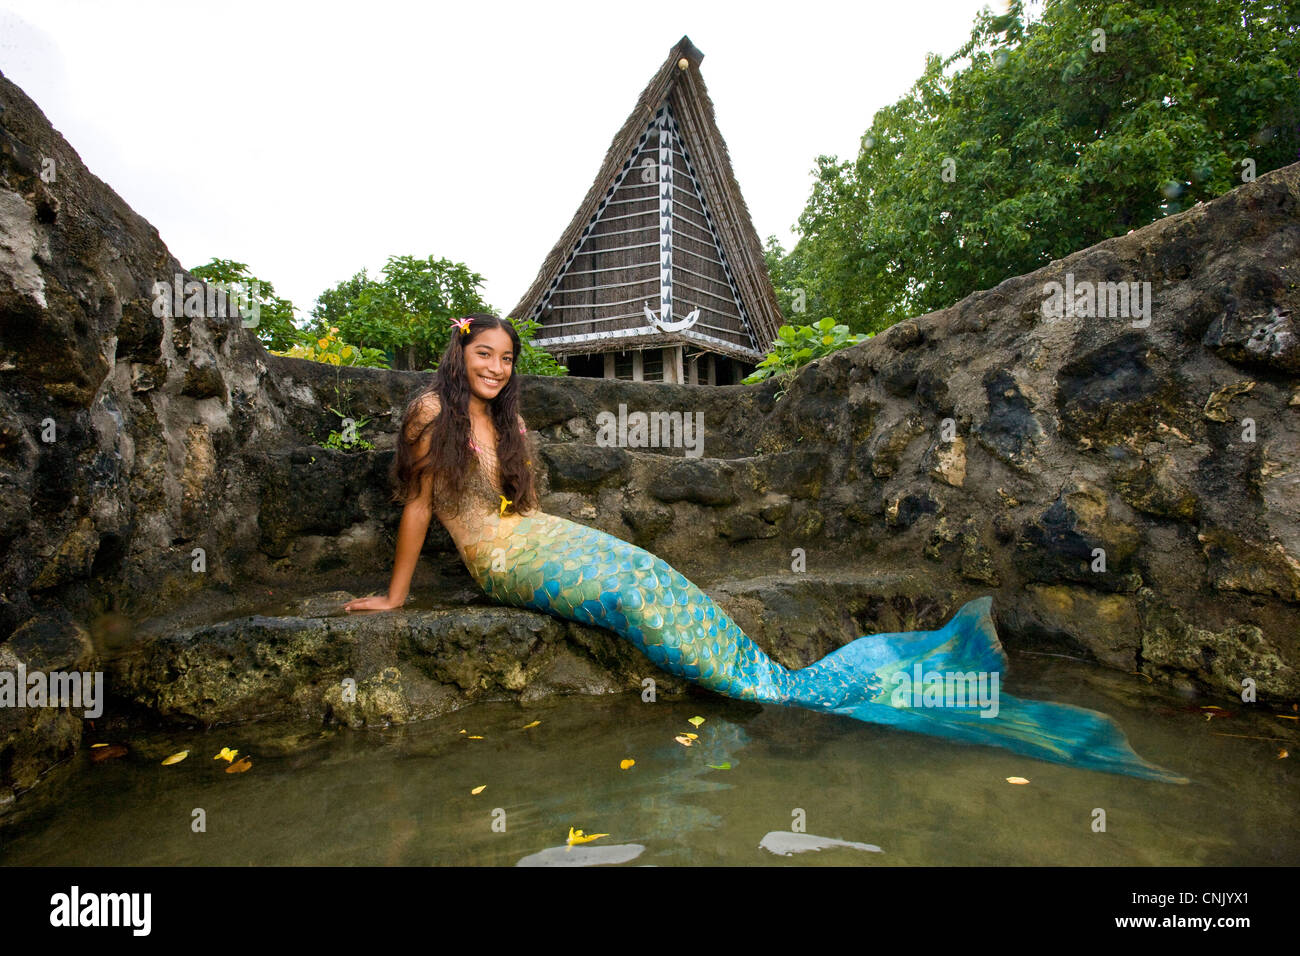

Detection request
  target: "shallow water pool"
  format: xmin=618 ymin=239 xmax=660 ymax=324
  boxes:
xmin=2 ymin=653 xmax=1296 ymax=866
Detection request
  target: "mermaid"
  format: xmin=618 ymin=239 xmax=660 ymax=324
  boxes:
xmin=344 ymin=313 xmax=1185 ymax=783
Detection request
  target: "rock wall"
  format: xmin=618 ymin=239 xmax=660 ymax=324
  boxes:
xmin=2 ymin=70 xmax=1298 ymax=807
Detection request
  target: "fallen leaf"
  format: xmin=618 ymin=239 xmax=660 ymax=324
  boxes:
xmin=90 ymin=743 xmax=109 ymax=749
xmin=1277 ymin=715 xmax=1299 ymax=721
xmin=161 ymin=751 xmax=189 ymax=765
xmin=673 ymin=735 xmax=693 ymax=747
xmin=90 ymin=744 xmax=127 ymax=763
xmin=521 ymin=720 xmax=540 ymax=730
xmin=226 ymin=757 xmax=252 ymax=773
xmin=471 ymin=785 xmax=486 ymax=794
xmin=707 ymin=763 xmax=731 ymax=770
xmin=567 ymin=827 xmax=609 ymax=846
xmin=1279 ymin=749 xmax=1290 ymax=759
xmin=214 ymin=747 xmax=238 ymax=762
xmin=1006 ymin=776 xmax=1030 ymax=785
xmin=467 ymin=735 xmax=484 ymax=740
xmin=1201 ymin=706 xmax=1233 ymax=719
xmin=688 ymin=716 xmax=705 ymax=728
xmin=458 ymin=729 xmax=467 ymax=735
xmin=682 ymin=732 xmax=699 ymax=740
xmin=619 ymin=759 xmax=635 ymax=770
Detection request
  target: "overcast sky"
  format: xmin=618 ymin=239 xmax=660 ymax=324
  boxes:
xmin=1 ymin=0 xmax=1003 ymax=321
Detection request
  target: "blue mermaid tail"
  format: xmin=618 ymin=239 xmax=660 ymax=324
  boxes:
xmin=786 ymin=599 xmax=1187 ymax=782
xmin=459 ymin=508 xmax=1186 ymax=784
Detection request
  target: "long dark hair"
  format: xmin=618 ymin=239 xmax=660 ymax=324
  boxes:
xmin=391 ymin=313 xmax=538 ymax=516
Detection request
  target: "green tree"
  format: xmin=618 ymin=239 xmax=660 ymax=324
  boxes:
xmin=787 ymin=0 xmax=1300 ymax=332
xmin=309 ymin=255 xmax=567 ymax=376
xmin=764 ymin=234 xmax=827 ymax=324
xmin=312 ymin=255 xmax=491 ymax=370
xmin=189 ymin=258 xmax=301 ymax=350
xmin=310 ymin=269 xmax=375 ymax=334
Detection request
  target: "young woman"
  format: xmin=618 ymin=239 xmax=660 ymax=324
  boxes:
xmin=345 ymin=313 xmax=1183 ymax=783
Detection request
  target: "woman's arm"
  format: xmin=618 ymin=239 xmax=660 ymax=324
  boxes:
xmin=344 ymin=395 xmax=439 ymax=613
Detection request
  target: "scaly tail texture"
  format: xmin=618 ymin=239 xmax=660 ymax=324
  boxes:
xmin=456 ymin=505 xmax=1186 ymax=783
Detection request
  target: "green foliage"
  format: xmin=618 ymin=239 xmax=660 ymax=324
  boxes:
xmin=306 ymin=255 xmax=493 ymax=370
xmin=310 ymin=270 xmax=373 ymax=333
xmin=784 ymin=0 xmax=1300 ymax=332
xmin=322 ymin=408 xmax=375 ymax=451
xmin=270 ymin=325 xmax=390 ymax=368
xmin=509 ymin=315 xmax=568 ymax=377
xmin=742 ymin=317 xmax=869 ymax=386
xmin=189 ymin=258 xmax=301 ymax=350
xmin=763 ymin=235 xmax=829 ymax=324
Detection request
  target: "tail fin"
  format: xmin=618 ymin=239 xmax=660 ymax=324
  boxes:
xmin=786 ymin=597 xmax=1187 ymax=783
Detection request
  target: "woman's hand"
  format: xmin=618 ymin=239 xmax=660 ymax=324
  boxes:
xmin=343 ymin=594 xmax=405 ymax=613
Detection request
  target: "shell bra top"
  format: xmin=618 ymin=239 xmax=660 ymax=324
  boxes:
xmin=432 ymin=415 xmax=538 ymax=589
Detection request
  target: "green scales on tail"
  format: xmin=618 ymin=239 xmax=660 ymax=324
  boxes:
xmin=446 ymin=430 xmax=1186 ymax=784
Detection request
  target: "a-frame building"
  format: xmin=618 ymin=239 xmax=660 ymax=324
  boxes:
xmin=511 ymin=36 xmax=782 ymax=385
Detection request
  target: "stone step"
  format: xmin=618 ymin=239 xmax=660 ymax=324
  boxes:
xmin=106 ymin=571 xmax=957 ymax=733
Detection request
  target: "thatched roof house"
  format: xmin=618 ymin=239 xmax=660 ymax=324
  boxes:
xmin=510 ymin=35 xmax=782 ymax=385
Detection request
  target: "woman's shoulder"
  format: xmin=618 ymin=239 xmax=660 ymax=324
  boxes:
xmin=403 ymin=392 xmax=442 ymax=445
xmin=410 ymin=392 xmax=442 ymax=424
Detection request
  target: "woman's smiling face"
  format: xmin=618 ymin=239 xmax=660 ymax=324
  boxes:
xmin=465 ymin=327 xmax=514 ymax=406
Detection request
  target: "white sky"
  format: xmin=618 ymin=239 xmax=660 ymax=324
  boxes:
xmin=0 ymin=0 xmax=1001 ymax=321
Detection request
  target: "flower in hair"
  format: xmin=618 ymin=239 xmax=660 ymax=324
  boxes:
xmin=452 ymin=316 xmax=472 ymax=335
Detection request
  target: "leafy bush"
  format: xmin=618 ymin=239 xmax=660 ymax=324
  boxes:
xmin=322 ymin=408 xmax=375 ymax=451
xmin=190 ymin=258 xmax=301 ymax=351
xmin=510 ymin=316 xmax=568 ymax=377
xmin=743 ymin=317 xmax=869 ymax=386
xmin=271 ymin=326 xmax=389 ymax=368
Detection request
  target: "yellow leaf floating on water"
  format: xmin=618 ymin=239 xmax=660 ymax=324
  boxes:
xmin=619 ymin=759 xmax=635 ymax=770
xmin=226 ymin=757 xmax=252 ymax=774
xmin=688 ymin=716 xmax=705 ymax=728
xmin=214 ymin=747 xmax=238 ymax=763
xmin=458 ymin=729 xmax=467 ymax=735
xmin=674 ymin=735 xmax=693 ymax=747
xmin=471 ymin=785 xmax=486 ymax=794
xmin=1280 ymin=749 xmax=1290 ymax=759
xmin=682 ymin=732 xmax=698 ymax=740
xmin=161 ymin=751 xmax=189 ymax=765
xmin=467 ymin=735 xmax=484 ymax=740
xmin=521 ymin=720 xmax=540 ymax=729
xmin=1006 ymin=776 xmax=1030 ymax=785
xmin=567 ymin=827 xmax=608 ymax=846
xmin=91 ymin=743 xmax=109 ymax=749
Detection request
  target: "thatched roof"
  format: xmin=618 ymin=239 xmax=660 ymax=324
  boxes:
xmin=510 ymin=35 xmax=783 ymax=364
